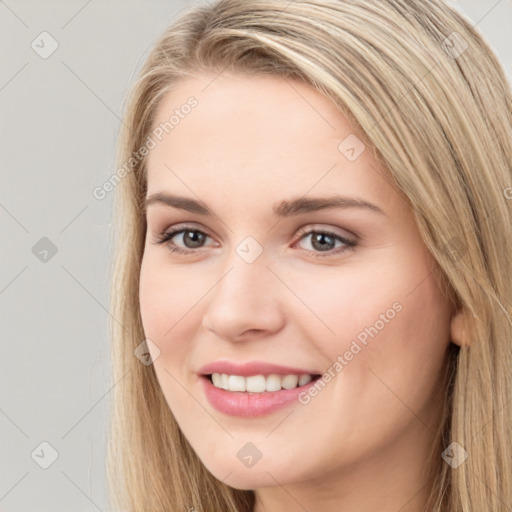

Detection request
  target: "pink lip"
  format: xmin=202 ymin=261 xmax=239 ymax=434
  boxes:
xmin=197 ymin=360 xmax=320 ymax=377
xmin=200 ymin=375 xmax=320 ymax=417
xmin=197 ymin=360 xmax=322 ymax=417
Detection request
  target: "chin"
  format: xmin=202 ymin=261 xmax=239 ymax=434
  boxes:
xmin=217 ymin=470 xmax=279 ymax=490
xmin=202 ymin=456 xmax=301 ymax=490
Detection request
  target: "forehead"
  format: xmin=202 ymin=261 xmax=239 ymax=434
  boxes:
xmin=150 ymin=72 xmax=347 ymax=134
xmin=145 ymin=72 xmax=403 ymax=216
xmin=148 ymin=72 xmax=356 ymax=167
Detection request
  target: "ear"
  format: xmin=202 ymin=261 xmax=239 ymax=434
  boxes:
xmin=450 ymin=309 xmax=470 ymax=347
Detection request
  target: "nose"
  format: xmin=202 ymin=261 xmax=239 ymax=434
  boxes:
xmin=201 ymin=255 xmax=285 ymax=342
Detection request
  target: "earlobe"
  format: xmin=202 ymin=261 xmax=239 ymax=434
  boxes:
xmin=450 ymin=310 xmax=470 ymax=347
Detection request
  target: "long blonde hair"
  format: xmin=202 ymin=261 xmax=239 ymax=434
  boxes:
xmin=106 ymin=1 xmax=512 ymax=510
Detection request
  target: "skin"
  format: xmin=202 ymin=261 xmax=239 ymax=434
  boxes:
xmin=139 ymin=72 xmax=467 ymax=512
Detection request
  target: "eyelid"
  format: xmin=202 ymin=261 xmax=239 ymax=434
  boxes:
xmin=292 ymin=226 xmax=357 ymax=256
xmin=294 ymin=223 xmax=356 ymax=241
xmin=151 ymin=222 xmax=217 ymax=247
xmin=153 ymin=221 xmax=357 ymax=259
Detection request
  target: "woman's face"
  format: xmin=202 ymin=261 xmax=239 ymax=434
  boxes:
xmin=139 ymin=72 xmax=457 ymax=497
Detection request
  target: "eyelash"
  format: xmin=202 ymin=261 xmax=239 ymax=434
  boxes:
xmin=152 ymin=224 xmax=357 ymax=258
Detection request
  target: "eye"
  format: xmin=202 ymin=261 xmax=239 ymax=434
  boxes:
xmin=152 ymin=225 xmax=214 ymax=255
xmin=152 ymin=224 xmax=357 ymax=258
xmin=293 ymin=227 xmax=357 ymax=258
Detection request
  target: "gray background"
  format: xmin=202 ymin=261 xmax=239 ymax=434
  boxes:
xmin=1 ymin=1 xmax=510 ymax=510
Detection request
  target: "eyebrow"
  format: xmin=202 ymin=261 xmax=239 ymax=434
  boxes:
xmin=145 ymin=192 xmax=386 ymax=217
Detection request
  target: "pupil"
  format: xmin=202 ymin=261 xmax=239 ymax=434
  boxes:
xmin=184 ymin=230 xmax=204 ymax=248
xmin=312 ymin=233 xmax=334 ymax=251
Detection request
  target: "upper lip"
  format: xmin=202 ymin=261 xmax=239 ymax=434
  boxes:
xmin=197 ymin=360 xmax=321 ymax=377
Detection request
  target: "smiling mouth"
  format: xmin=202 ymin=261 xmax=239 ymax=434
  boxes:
xmin=205 ymin=373 xmax=322 ymax=393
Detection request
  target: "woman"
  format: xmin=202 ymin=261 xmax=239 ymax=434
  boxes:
xmin=106 ymin=1 xmax=512 ymax=511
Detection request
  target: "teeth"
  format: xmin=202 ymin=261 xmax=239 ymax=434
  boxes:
xmin=210 ymin=373 xmax=315 ymax=393
xmin=228 ymin=375 xmax=245 ymax=392
xmin=212 ymin=373 xmax=221 ymax=388
xmin=298 ymin=374 xmax=313 ymax=386
xmin=246 ymin=375 xmax=266 ymax=392
xmin=266 ymin=374 xmax=281 ymax=392
xmin=281 ymin=375 xmax=299 ymax=389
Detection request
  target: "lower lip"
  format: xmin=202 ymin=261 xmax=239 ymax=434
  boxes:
xmin=200 ymin=375 xmax=320 ymax=417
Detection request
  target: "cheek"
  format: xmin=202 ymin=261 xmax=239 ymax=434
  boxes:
xmin=280 ymin=261 xmax=405 ymax=355
xmin=138 ymin=256 xmax=205 ymax=413
xmin=285 ymin=259 xmax=451 ymax=459
xmin=290 ymin=251 xmax=451 ymax=388
xmin=138 ymin=255 xmax=201 ymax=358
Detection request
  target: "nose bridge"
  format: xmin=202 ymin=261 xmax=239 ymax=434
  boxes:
xmin=214 ymin=244 xmax=273 ymax=309
xmin=215 ymin=232 xmax=272 ymax=293
xmin=202 ymin=240 xmax=284 ymax=339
